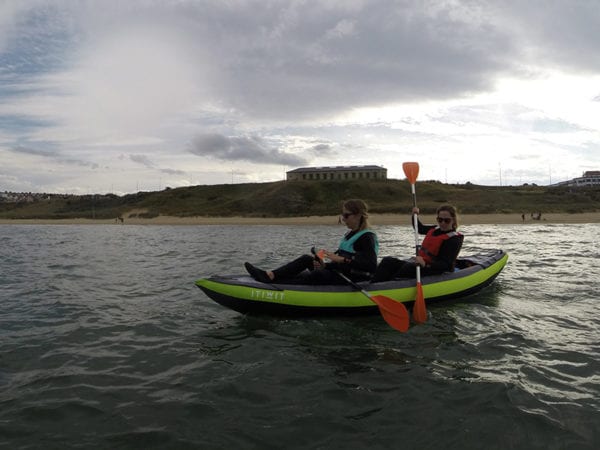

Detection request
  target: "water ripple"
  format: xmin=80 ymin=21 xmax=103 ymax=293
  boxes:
xmin=1 ymin=224 xmax=599 ymax=449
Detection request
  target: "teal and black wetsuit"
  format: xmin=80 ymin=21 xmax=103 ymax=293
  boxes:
xmin=271 ymin=229 xmax=378 ymax=285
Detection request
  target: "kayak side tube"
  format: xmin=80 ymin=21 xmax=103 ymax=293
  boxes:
xmin=196 ymin=249 xmax=508 ymax=316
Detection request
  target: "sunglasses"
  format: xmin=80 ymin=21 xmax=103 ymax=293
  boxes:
xmin=437 ymin=217 xmax=453 ymax=224
xmin=341 ymin=212 xmax=355 ymax=219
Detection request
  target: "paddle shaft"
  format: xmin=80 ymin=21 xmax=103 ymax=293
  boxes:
xmin=407 ymin=176 xmax=427 ymax=323
xmin=335 ymin=270 xmax=410 ymax=332
xmin=335 ymin=270 xmax=374 ymax=299
xmin=313 ymin=248 xmax=375 ymax=299
xmin=409 ymin=183 xmax=423 ymax=285
xmin=313 ymin=247 xmax=409 ymax=332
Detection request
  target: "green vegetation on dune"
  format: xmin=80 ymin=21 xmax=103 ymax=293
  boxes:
xmin=1 ymin=180 xmax=599 ymax=220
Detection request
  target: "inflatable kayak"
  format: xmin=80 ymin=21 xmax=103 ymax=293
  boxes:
xmin=196 ymin=249 xmax=508 ymax=317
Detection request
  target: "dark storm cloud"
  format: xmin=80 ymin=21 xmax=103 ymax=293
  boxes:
xmin=501 ymin=0 xmax=600 ymax=71
xmin=183 ymin=0 xmax=600 ymax=120
xmin=201 ymin=1 xmax=516 ymax=119
xmin=6 ymin=1 xmax=600 ymax=126
xmin=189 ymin=133 xmax=307 ymax=166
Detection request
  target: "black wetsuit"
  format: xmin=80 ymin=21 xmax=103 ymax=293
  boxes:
xmin=372 ymin=219 xmax=463 ymax=282
xmin=272 ymin=230 xmax=378 ymax=285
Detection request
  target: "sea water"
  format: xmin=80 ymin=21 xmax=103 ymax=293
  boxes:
xmin=1 ymin=223 xmax=599 ymax=449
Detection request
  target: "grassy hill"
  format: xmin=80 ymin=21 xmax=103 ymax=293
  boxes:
xmin=1 ymin=179 xmax=599 ymax=220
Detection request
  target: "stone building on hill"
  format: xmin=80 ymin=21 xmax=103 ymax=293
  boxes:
xmin=286 ymin=165 xmax=387 ymax=181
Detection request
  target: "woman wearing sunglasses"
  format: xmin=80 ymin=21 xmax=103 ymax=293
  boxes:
xmin=244 ymin=199 xmax=378 ymax=285
xmin=371 ymin=205 xmax=463 ymax=282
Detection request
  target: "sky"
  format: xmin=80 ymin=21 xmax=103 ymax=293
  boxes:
xmin=1 ymin=0 xmax=599 ymax=195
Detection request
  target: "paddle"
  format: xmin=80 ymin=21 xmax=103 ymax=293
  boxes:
xmin=402 ymin=162 xmax=427 ymax=324
xmin=312 ymin=248 xmax=410 ymax=333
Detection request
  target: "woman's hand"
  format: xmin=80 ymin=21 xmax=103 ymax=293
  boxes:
xmin=415 ymin=256 xmax=426 ymax=268
xmin=322 ymin=250 xmax=346 ymax=264
xmin=412 ymin=207 xmax=420 ymax=214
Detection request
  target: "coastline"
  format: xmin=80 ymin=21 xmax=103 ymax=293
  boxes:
xmin=1 ymin=212 xmax=600 ymax=225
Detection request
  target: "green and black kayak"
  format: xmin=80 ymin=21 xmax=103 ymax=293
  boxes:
xmin=196 ymin=249 xmax=508 ymax=317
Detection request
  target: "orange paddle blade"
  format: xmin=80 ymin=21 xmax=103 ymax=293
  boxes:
xmin=402 ymin=162 xmax=420 ymax=184
xmin=412 ymin=282 xmax=427 ymax=324
xmin=370 ymin=295 xmax=410 ymax=332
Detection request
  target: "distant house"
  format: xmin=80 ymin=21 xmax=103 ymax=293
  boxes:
xmin=286 ymin=165 xmax=387 ymax=181
xmin=554 ymin=171 xmax=600 ymax=187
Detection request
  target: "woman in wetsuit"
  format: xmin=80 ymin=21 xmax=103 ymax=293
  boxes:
xmin=371 ymin=205 xmax=463 ymax=282
xmin=244 ymin=199 xmax=378 ymax=285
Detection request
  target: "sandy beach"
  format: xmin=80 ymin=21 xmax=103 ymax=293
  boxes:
xmin=1 ymin=212 xmax=599 ymax=225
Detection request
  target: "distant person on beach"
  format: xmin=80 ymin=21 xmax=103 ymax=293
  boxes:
xmin=244 ymin=199 xmax=378 ymax=285
xmin=521 ymin=213 xmax=525 ymax=222
xmin=371 ymin=205 xmax=463 ymax=282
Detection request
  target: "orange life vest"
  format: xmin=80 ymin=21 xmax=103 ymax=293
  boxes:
xmin=418 ymin=228 xmax=462 ymax=264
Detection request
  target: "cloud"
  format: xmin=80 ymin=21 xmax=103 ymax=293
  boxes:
xmin=9 ymin=145 xmax=99 ymax=169
xmin=0 ymin=0 xmax=515 ymax=123
xmin=312 ymin=143 xmax=333 ymax=153
xmin=1 ymin=0 xmax=600 ymax=192
xmin=531 ymin=117 xmax=583 ymax=134
xmin=189 ymin=133 xmax=307 ymax=166
xmin=498 ymin=0 xmax=600 ymax=71
xmin=12 ymin=145 xmax=55 ymax=157
xmin=129 ymin=154 xmax=186 ymax=176
xmin=130 ymin=154 xmax=155 ymax=168
xmin=160 ymin=167 xmax=186 ymax=176
xmin=4 ymin=1 xmax=599 ymax=130
xmin=0 ymin=1 xmax=208 ymax=151
xmin=3 ymin=1 xmax=600 ymax=126
xmin=204 ymin=1 xmax=518 ymax=120
xmin=0 ymin=1 xmax=41 ymax=54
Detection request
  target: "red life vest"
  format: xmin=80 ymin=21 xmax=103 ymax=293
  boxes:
xmin=418 ymin=228 xmax=462 ymax=264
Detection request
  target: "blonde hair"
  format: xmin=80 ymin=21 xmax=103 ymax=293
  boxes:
xmin=343 ymin=199 xmax=371 ymax=230
xmin=437 ymin=204 xmax=459 ymax=229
